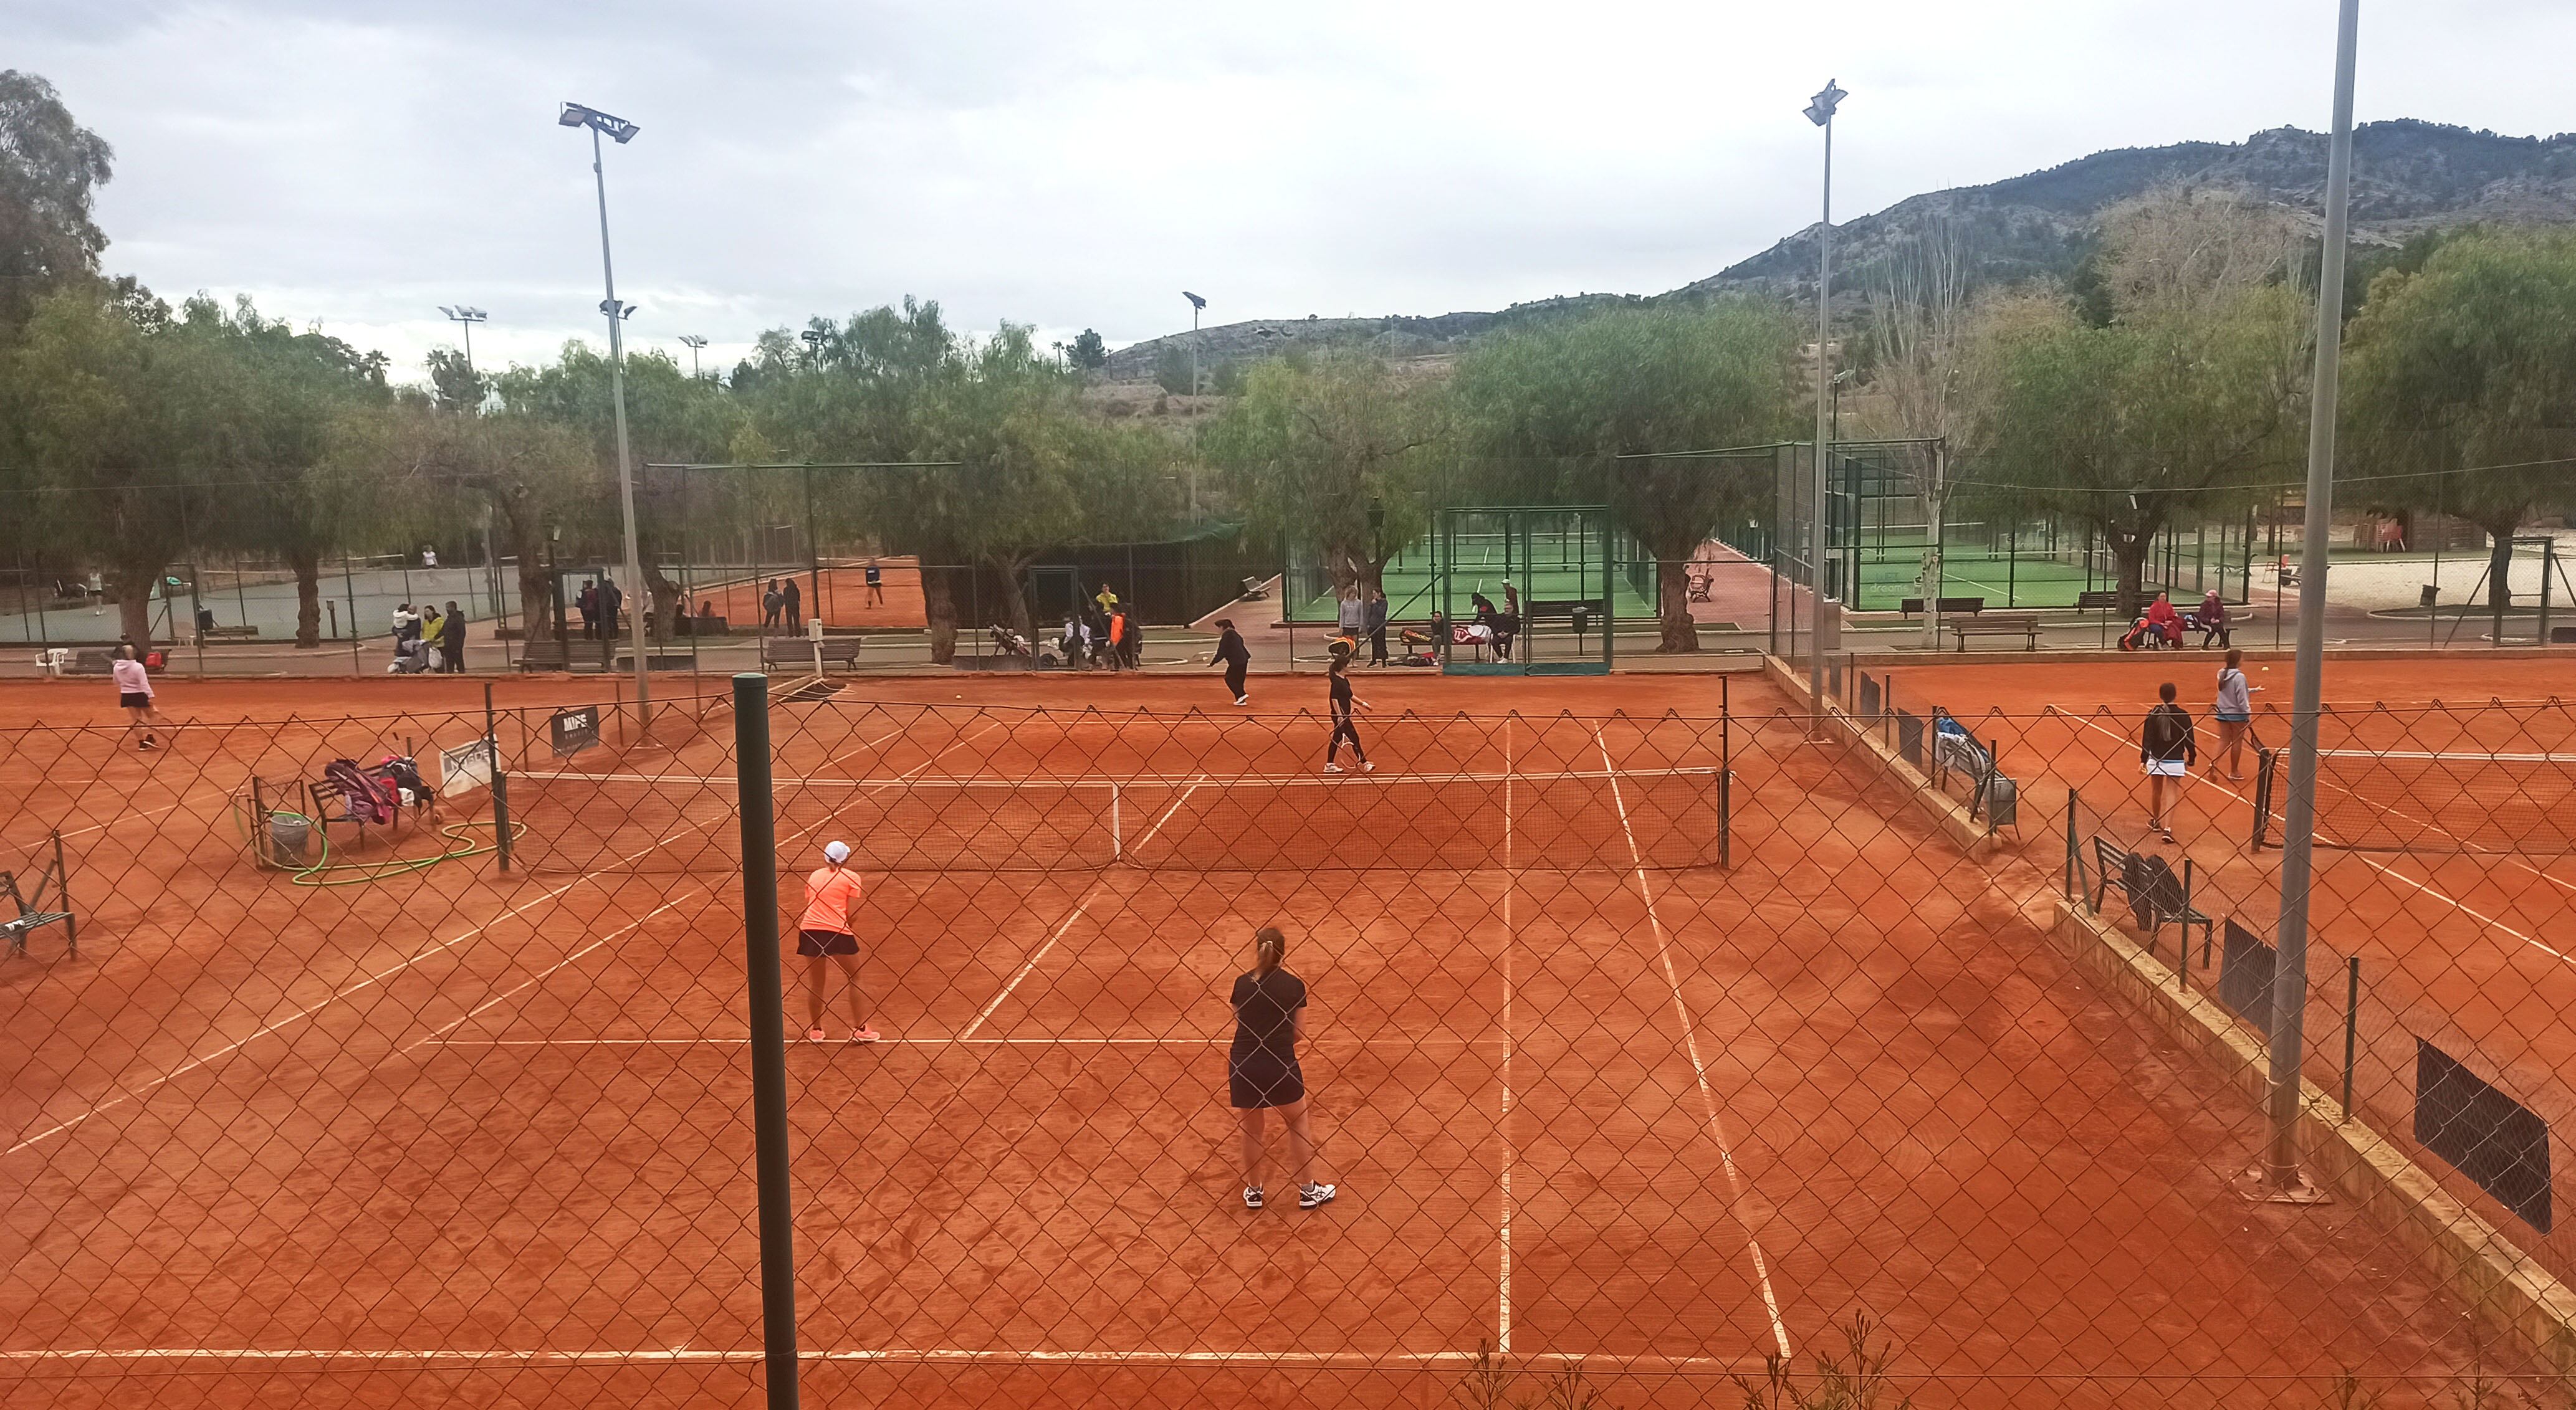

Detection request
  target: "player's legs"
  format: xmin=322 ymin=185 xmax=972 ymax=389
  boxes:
xmin=1237 ymin=1107 xmax=1266 ymax=1193
xmin=830 ymin=951 xmax=867 ymax=1031
xmin=1278 ymin=1097 xmax=1320 ymax=1188
xmin=804 ymin=953 xmax=830 ymax=1036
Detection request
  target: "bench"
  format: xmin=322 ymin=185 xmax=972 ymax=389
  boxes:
xmin=199 ymin=625 xmax=259 ymax=641
xmin=69 ymin=649 xmax=117 ymax=676
xmin=2088 ymin=836 xmax=2213 ymax=958
xmin=1946 ymin=612 xmax=2041 ymax=650
xmin=1898 ymin=596 xmax=1986 ymax=617
xmin=1 ymin=831 xmax=74 ymax=960
xmin=1238 ymin=576 xmax=1270 ymax=601
xmin=761 ymin=636 xmax=864 ymax=672
xmin=2074 ymin=589 xmax=2123 ymax=612
xmin=307 ymin=771 xmax=433 ymax=850
xmin=516 ymin=638 xmax=581 ymax=672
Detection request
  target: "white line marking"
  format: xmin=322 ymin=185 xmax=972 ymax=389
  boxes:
xmin=0 ymin=1345 xmax=1773 ymax=1371
xmin=417 ymin=1034 xmax=1507 ymax=1049
xmin=1498 ymin=715 xmax=1514 ymax=1356
xmin=956 ymin=779 xmax=1204 ymax=1041
xmin=509 ymin=765 xmax=1720 ymax=790
xmin=2051 ymin=708 xmax=2576 ymax=963
xmin=1596 ymin=726 xmax=1793 ymax=1361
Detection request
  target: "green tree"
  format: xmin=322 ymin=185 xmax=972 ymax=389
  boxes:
xmin=1452 ymin=302 xmax=1801 ymax=651
xmin=2343 ymin=227 xmax=2576 ymax=616
xmin=426 ymin=346 xmax=489 ymax=415
xmin=1154 ymin=341 xmax=1193 ymax=396
xmin=0 ymin=71 xmax=115 ymax=331
xmin=1203 ymin=350 xmax=1448 ymax=611
xmin=1962 ymin=188 xmax=2310 ymax=617
xmin=1070 ymin=328 xmax=1108 ymax=371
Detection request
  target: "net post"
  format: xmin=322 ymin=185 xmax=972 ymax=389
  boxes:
xmin=1112 ymin=783 xmax=1123 ymax=863
xmin=2342 ymin=955 xmax=2360 ymax=1120
xmin=251 ymin=776 xmax=271 ymax=871
xmin=1718 ymin=769 xmax=1732 ymax=869
xmin=52 ymin=829 xmax=73 ymax=957
xmin=2177 ymin=859 xmax=2193 ymax=991
xmin=487 ymin=683 xmax=512 ymax=875
xmin=732 ymin=672 xmax=800 ymax=1409
xmin=2251 ymin=748 xmax=2274 ymax=849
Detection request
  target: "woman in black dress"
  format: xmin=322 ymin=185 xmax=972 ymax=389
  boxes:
xmin=1210 ymin=619 xmax=1251 ymax=705
xmin=1231 ymin=926 xmax=1335 ymax=1210
xmin=1323 ymin=644 xmax=1371 ymax=774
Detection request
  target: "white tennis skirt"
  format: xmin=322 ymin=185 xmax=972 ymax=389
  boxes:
xmin=2144 ymin=759 xmax=2187 ymax=778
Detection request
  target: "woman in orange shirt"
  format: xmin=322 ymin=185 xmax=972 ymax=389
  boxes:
xmin=800 ymin=841 xmax=880 ymax=1042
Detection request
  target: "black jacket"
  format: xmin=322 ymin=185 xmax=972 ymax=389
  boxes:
xmin=1215 ymin=629 xmax=1249 ymax=667
xmin=2142 ymin=703 xmax=2196 ymax=763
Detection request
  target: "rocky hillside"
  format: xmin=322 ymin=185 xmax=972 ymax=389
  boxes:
xmin=1103 ymin=120 xmax=2576 ymax=378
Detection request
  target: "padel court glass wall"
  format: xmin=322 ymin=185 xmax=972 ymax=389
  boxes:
xmin=1437 ymin=506 xmax=1614 ymax=676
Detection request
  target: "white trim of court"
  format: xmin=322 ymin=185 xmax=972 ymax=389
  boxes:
xmin=418 ymin=1034 xmax=1509 ymax=1050
xmin=510 ymin=764 xmax=1720 ymax=791
xmin=1595 ymin=726 xmax=1793 ymax=1361
xmin=2054 ymin=708 xmax=2576 ymax=963
xmin=955 ymin=778 xmax=1205 ymax=1041
xmin=0 ymin=1345 xmax=1773 ymax=1371
xmin=1497 ymin=715 xmax=1515 ymax=1356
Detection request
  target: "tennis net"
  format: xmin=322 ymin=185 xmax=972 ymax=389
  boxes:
xmin=2255 ymin=746 xmax=2576 ymax=855
xmin=504 ymin=764 xmax=1730 ymax=874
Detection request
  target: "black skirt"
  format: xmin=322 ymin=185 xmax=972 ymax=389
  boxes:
xmin=1228 ymin=1050 xmax=1305 ymax=1109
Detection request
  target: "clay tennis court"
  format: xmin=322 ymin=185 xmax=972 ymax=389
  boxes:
xmin=1863 ymin=652 xmax=2576 ymax=1291
xmin=0 ymin=669 xmax=2533 ymax=1406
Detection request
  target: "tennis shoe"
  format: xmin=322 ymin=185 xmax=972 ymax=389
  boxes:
xmin=1361 ymin=761 xmax=1374 ymax=773
xmin=1323 ymin=763 xmax=1344 ymax=774
xmin=1243 ymin=1186 xmax=1263 ymax=1209
xmin=1234 ymin=695 xmax=1249 ymax=706
xmin=1299 ymin=1182 xmax=1337 ymax=1209
xmin=850 ymin=1027 xmax=881 ymax=1043
xmin=807 ymin=1027 xmax=828 ymax=1041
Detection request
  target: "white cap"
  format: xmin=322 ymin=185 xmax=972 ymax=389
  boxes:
xmin=823 ymin=841 xmax=851 ymax=864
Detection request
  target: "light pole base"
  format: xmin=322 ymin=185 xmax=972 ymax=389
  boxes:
xmin=2236 ymin=1163 xmax=2332 ymax=1206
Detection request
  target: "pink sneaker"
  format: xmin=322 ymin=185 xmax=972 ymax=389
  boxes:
xmin=850 ymin=1027 xmax=882 ymax=1044
xmin=807 ymin=1027 xmax=827 ymax=1041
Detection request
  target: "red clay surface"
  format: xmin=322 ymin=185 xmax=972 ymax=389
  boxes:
xmin=691 ymin=558 xmax=930 ymax=632
xmin=1859 ymin=653 xmax=2576 ymax=1292
xmin=0 ymin=669 xmax=2539 ymax=1406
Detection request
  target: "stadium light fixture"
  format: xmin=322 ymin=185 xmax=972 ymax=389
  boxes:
xmin=1803 ymin=79 xmax=1845 ymax=726
xmin=1182 ymin=292 xmax=1207 ymax=398
xmin=678 ymin=333 xmax=708 ymax=378
xmin=561 ymin=100 xmax=651 ymax=716
xmin=436 ymin=305 xmax=489 ymax=376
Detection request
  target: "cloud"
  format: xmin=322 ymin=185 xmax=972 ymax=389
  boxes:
xmin=17 ymin=0 xmax=2576 ymax=385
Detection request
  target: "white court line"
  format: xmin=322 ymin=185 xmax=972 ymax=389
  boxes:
xmin=510 ymin=765 xmax=1720 ymax=789
xmin=1497 ymin=715 xmax=1515 ymax=1356
xmin=2052 ymin=707 xmax=2576 ymax=965
xmin=418 ymin=1034 xmax=1507 ymax=1049
xmin=0 ymin=1345 xmax=1771 ymax=1371
xmin=1596 ymin=726 xmax=1793 ymax=1361
xmin=955 ymin=778 xmax=1205 ymax=1041
xmin=5 ymin=710 xmax=962 ymax=1155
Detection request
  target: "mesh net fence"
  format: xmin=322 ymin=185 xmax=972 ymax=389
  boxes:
xmin=2 ymin=672 xmax=2572 ymax=1406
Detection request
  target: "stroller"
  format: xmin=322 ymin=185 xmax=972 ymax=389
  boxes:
xmin=387 ymin=637 xmax=439 ymax=673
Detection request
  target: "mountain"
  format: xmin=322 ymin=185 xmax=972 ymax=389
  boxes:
xmin=1102 ymin=120 xmax=2576 ymax=379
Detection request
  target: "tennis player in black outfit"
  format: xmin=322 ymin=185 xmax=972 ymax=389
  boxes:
xmin=1323 ymin=645 xmax=1371 ymax=773
xmin=1231 ymin=926 xmax=1336 ymax=1210
xmin=1210 ymin=619 xmax=1251 ymax=706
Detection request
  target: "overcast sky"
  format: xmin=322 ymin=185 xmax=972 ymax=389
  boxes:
xmin=17 ymin=1 xmax=2574 ymax=387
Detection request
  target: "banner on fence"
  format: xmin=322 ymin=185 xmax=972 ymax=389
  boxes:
xmin=438 ymin=736 xmax=496 ymax=798
xmin=550 ymin=706 xmax=600 ymax=759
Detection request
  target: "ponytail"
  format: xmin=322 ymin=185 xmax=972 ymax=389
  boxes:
xmin=1253 ymin=926 xmax=1286 ymax=976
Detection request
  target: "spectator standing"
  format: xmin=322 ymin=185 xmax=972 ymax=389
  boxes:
xmin=598 ymin=576 xmax=623 ymax=642
xmin=1104 ymin=607 xmax=1128 ymax=671
xmin=762 ymin=580 xmax=783 ymax=632
xmin=578 ymin=581 xmax=599 ymax=640
xmin=1061 ymin=613 xmax=1087 ymax=669
xmin=2140 ymin=681 xmax=2196 ymax=842
xmin=1094 ymin=581 xmax=1119 ymax=619
xmin=1124 ymin=613 xmax=1146 ymax=670
xmin=783 ymin=576 xmax=803 ymax=634
xmin=1364 ymin=588 xmax=1389 ymax=667
xmin=442 ymin=601 xmax=467 ymax=673
xmin=1335 ymin=587 xmax=1364 ymax=650
xmin=1212 ymin=619 xmax=1251 ymax=705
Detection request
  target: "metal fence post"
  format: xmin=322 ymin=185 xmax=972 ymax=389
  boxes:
xmin=734 ymin=672 xmax=800 ymax=1409
xmin=487 ymin=683 xmax=511 ymax=875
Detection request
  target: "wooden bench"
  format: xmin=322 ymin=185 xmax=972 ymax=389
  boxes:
xmin=2074 ymin=589 xmax=2123 ymax=612
xmin=2088 ymin=836 xmax=2213 ymax=956
xmin=1946 ymin=611 xmax=2041 ymax=650
xmin=517 ymin=639 xmax=576 ymax=672
xmin=1898 ymin=596 xmax=1986 ymax=617
xmin=761 ymin=636 xmax=864 ymax=672
xmin=199 ymin=624 xmax=259 ymax=641
xmin=1 ymin=831 xmax=74 ymax=960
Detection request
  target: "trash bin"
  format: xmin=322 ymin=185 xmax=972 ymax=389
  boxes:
xmin=267 ymin=814 xmax=311 ymax=866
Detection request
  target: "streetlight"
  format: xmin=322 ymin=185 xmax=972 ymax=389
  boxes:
xmin=800 ymin=328 xmax=828 ymax=368
xmin=439 ymin=305 xmax=497 ymax=614
xmin=1182 ymin=290 xmax=1207 ymax=399
xmin=438 ymin=305 xmax=487 ymax=374
xmin=678 ymin=333 xmax=707 ymax=379
xmin=557 ymin=100 xmax=651 ymax=718
xmin=1803 ymin=78 xmax=1846 ymax=722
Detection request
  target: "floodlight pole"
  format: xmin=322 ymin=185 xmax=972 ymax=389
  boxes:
xmin=1804 ymin=80 xmax=1846 ymax=726
xmin=575 ymin=115 xmax=652 ymax=723
xmin=2264 ymin=0 xmax=2360 ymax=1194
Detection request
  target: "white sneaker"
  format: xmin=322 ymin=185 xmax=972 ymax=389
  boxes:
xmin=1361 ymin=761 xmax=1374 ymax=773
xmin=1323 ymin=763 xmax=1344 ymax=774
xmin=1243 ymin=1186 xmax=1263 ymax=1209
xmin=1299 ymin=1183 xmax=1337 ymax=1209
xmin=1234 ymin=695 xmax=1249 ymax=706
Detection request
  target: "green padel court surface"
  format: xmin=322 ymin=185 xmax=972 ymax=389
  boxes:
xmin=1283 ymin=536 xmax=1656 ymax=624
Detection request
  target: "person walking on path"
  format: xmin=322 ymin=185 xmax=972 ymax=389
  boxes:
xmin=762 ymin=579 xmax=783 ymax=632
xmin=783 ymin=576 xmax=803 ymax=634
xmin=2140 ymin=681 xmax=2196 ymax=842
xmin=1323 ymin=644 xmax=1372 ymax=774
xmin=865 ymin=557 xmax=886 ymax=607
xmin=1211 ymin=619 xmax=1251 ymax=705
xmin=798 ymin=840 xmax=881 ymax=1043
xmin=2213 ymin=649 xmax=2261 ymax=781
xmin=1230 ymin=925 xmax=1336 ymax=1211
xmin=1365 ymin=587 xmax=1389 ymax=667
xmin=441 ymin=601 xmax=467 ymax=673
xmin=112 ymin=642 xmax=173 ymax=752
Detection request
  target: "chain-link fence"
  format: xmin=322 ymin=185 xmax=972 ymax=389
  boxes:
xmin=1 ymin=670 xmax=2565 ymax=1405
